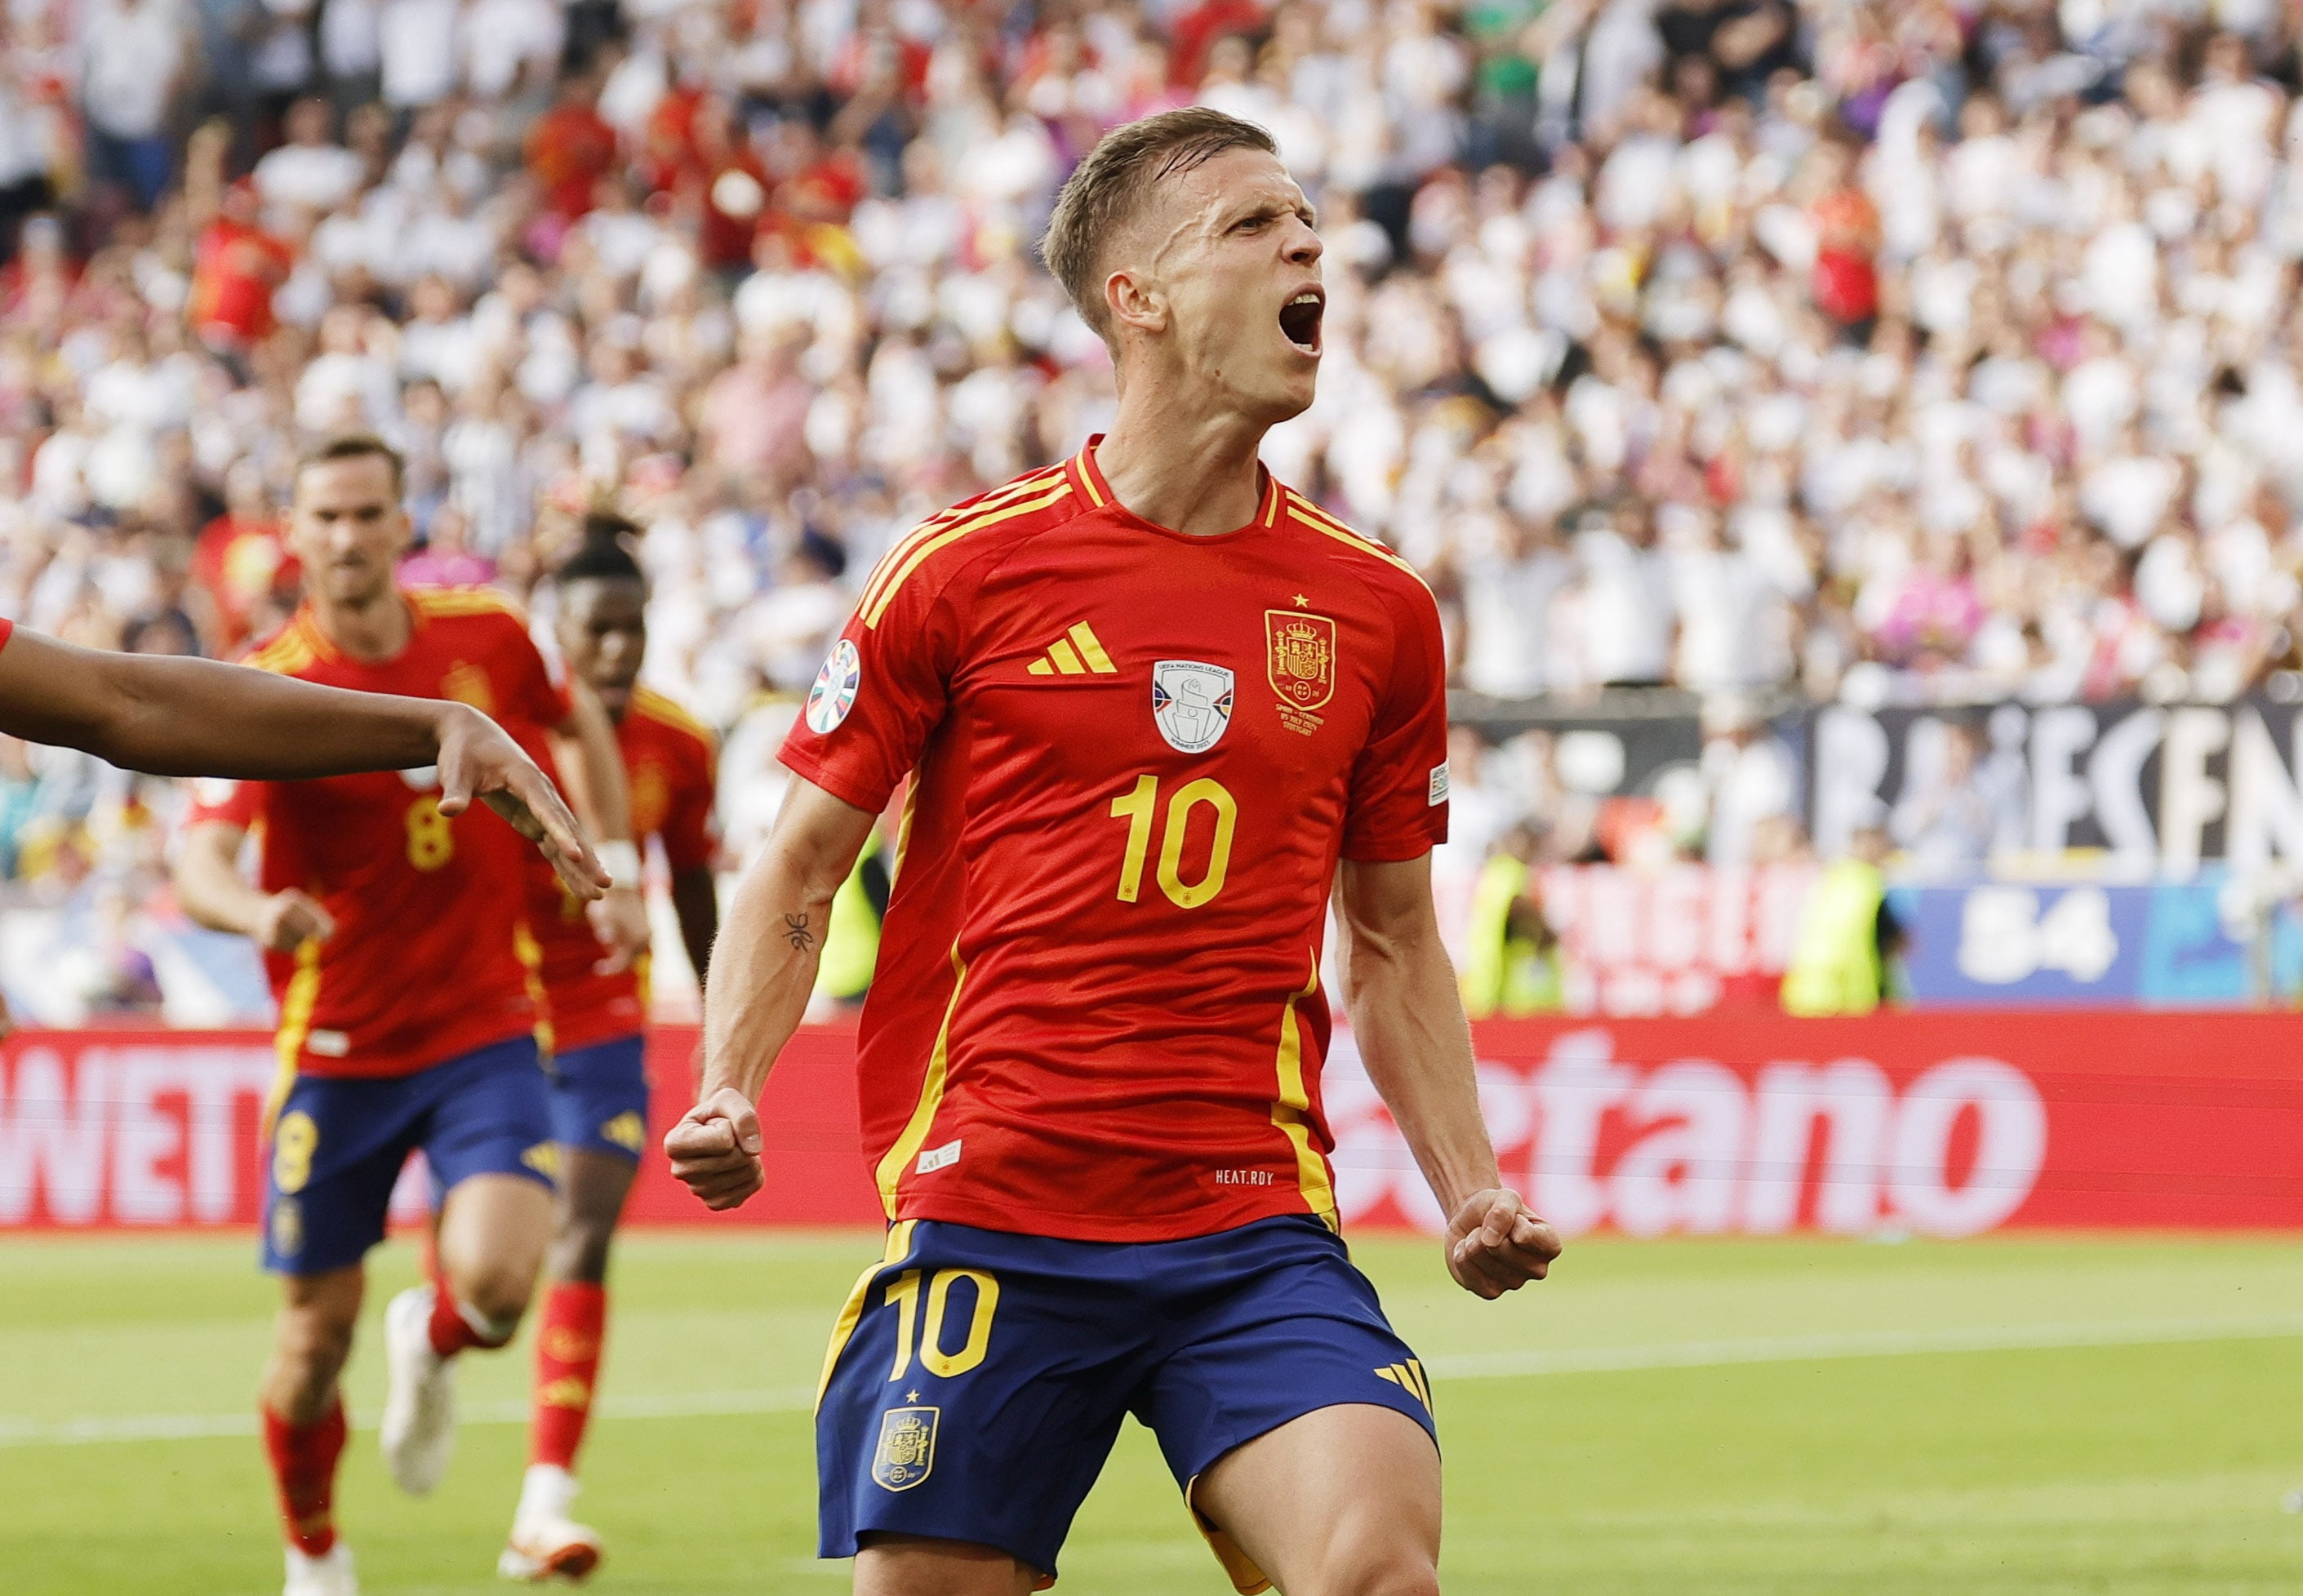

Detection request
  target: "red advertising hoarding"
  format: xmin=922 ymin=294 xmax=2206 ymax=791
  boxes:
xmin=2 ymin=1016 xmax=2300 ymax=1235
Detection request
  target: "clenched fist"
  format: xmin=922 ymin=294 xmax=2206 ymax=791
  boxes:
xmin=1444 ymin=1189 xmax=1561 ymax=1300
xmin=665 ymin=1086 xmax=764 ymax=1210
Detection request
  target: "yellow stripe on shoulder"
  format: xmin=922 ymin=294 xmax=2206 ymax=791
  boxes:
xmin=241 ymin=634 xmax=317 ymax=677
xmin=862 ymin=476 xmax=1074 ymax=629
xmin=858 ymin=468 xmax=1066 ymax=620
xmin=410 ymin=586 xmax=529 ymax=623
xmin=629 ymin=687 xmax=717 ymax=748
xmin=1283 ymin=492 xmax=1430 ymax=590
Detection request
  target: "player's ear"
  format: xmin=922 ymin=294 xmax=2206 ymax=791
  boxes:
xmin=1105 ymin=268 xmax=1165 ymax=336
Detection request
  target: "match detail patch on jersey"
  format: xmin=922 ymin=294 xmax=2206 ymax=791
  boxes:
xmin=1152 ymin=661 xmax=1234 ymax=753
xmin=872 ymin=1405 xmax=939 ymax=1491
xmin=916 ymin=1138 xmax=963 ymax=1175
xmin=1429 ymin=762 xmax=1450 ymax=806
xmin=807 ymin=638 xmax=863 ymax=733
xmin=1025 ymin=622 xmax=1118 ymax=677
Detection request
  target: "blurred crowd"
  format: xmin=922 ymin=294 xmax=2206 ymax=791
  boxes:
xmin=8 ymin=0 xmax=2303 ymax=1015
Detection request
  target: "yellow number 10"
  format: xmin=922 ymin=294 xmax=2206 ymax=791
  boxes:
xmin=1109 ymin=775 xmax=1237 ymax=909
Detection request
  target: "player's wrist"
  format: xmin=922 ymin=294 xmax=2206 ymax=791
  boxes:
xmin=597 ymin=841 xmax=642 ymax=889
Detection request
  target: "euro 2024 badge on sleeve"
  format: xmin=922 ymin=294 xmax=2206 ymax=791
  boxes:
xmin=1151 ymin=660 xmax=1234 ymax=753
xmin=1265 ymin=609 xmax=1336 ymax=735
xmin=872 ymin=1405 xmax=939 ymax=1492
xmin=807 ymin=638 xmax=861 ymax=734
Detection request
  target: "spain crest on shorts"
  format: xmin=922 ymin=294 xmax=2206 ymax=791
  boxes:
xmin=872 ymin=1405 xmax=939 ymax=1492
xmin=1151 ymin=660 xmax=1234 ymax=753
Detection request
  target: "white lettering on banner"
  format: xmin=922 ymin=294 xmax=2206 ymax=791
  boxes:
xmin=1887 ymin=1059 xmax=2047 ymax=1237
xmin=1611 ymin=1062 xmax=1746 ymax=1236
xmin=0 ymin=1045 xmax=277 ymax=1226
xmin=0 ymin=1048 xmax=109 ymax=1224
xmin=1326 ymin=1031 xmax=2050 ymax=1239
xmin=1741 ymin=1061 xmax=1893 ymax=1235
xmin=2159 ymin=708 xmax=2230 ymax=877
xmin=1538 ymin=865 xmax=1815 ymax=1018
xmin=2227 ymin=709 xmax=2303 ymax=875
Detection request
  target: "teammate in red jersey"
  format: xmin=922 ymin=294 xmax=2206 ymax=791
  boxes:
xmin=668 ymin=109 xmax=1560 ymax=1596
xmin=502 ymin=516 xmax=721 ymax=1580
xmin=174 ymin=435 xmax=650 ymax=1596
xmin=0 ymin=617 xmax=607 ymax=1038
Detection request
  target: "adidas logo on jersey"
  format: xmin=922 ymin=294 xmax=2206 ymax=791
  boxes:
xmin=1025 ymin=623 xmax=1118 ymax=677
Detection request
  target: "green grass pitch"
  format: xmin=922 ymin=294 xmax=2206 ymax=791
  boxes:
xmin=6 ymin=1231 xmax=2303 ymax=1593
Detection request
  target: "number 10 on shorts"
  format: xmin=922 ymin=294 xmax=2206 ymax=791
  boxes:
xmin=883 ymin=1268 xmax=999 ymax=1382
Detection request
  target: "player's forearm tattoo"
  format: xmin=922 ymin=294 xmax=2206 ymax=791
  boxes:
xmin=783 ymin=914 xmax=816 ymax=952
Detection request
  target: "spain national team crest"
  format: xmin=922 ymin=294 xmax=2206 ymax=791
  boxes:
xmin=872 ymin=1405 xmax=939 ymax=1492
xmin=1265 ymin=610 xmax=1336 ymax=733
xmin=1151 ymin=660 xmax=1234 ymax=753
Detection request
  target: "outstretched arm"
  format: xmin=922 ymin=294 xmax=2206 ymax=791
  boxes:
xmin=1333 ymin=852 xmax=1562 ymax=1298
xmin=0 ymin=627 xmax=607 ymax=898
xmin=665 ymin=775 xmax=876 ymax=1209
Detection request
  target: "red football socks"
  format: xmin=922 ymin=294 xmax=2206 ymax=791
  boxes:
xmin=263 ymin=1398 xmax=346 ymax=1556
xmin=426 ymin=1277 xmax=511 ymax=1358
xmin=529 ymin=1282 xmax=608 ymax=1470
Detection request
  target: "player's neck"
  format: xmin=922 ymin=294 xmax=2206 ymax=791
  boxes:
xmin=1095 ymin=396 xmax=1268 ymax=540
xmin=311 ymin=586 xmax=414 ymax=664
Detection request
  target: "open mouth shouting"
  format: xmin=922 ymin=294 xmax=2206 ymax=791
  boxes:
xmin=1279 ymin=287 xmax=1324 ymax=356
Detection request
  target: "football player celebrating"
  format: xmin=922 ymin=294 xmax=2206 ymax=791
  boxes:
xmin=500 ymin=515 xmax=720 ymax=1581
xmin=669 ymin=109 xmax=1559 ymax=1596
xmin=175 ymin=435 xmax=648 ymax=1596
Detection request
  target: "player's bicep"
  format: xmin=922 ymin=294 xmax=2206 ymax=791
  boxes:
xmin=761 ymin=773 xmax=879 ymax=897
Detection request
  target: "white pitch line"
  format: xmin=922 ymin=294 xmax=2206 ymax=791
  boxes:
xmin=7 ymin=1315 xmax=2303 ymax=1448
xmin=1422 ymin=1311 xmax=2303 ymax=1380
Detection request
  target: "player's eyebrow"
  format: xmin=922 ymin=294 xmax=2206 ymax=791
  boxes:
xmin=1228 ymin=194 xmax=1318 ymax=231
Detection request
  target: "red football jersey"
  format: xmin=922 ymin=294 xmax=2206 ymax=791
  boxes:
xmin=530 ymin=685 xmax=719 ymax=1052
xmin=185 ymin=590 xmax=571 ymax=1078
xmin=779 ymin=439 xmax=1450 ymax=1243
xmin=0 ymin=617 xmax=12 ymax=650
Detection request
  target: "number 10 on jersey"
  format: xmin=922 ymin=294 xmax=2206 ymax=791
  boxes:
xmin=1109 ymin=775 xmax=1237 ymax=908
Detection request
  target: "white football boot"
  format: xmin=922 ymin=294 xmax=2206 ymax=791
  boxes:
xmin=283 ymin=1542 xmax=358 ymax=1596
xmin=379 ymin=1285 xmax=457 ymax=1496
xmin=497 ymin=1464 xmax=604 ymax=1583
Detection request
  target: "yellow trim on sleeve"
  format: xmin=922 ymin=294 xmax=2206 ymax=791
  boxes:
xmin=1269 ymin=954 xmax=1339 ymax=1233
xmin=871 ymin=944 xmax=967 ymax=1218
xmin=1283 ymin=492 xmax=1430 ymax=589
xmin=628 ymin=687 xmax=717 ymax=749
xmin=409 ymin=586 xmax=529 ymax=623
xmin=862 ymin=479 xmax=1074 ymax=629
xmin=857 ymin=469 xmax=1065 ymax=620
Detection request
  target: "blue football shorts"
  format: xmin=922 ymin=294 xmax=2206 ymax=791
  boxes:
xmin=545 ymin=1032 xmax=651 ymax=1163
xmin=260 ymin=1034 xmax=556 ymax=1276
xmin=815 ymin=1214 xmax=1438 ymax=1590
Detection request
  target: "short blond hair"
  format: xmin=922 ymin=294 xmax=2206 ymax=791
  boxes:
xmin=1040 ymin=108 xmax=1278 ymax=338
